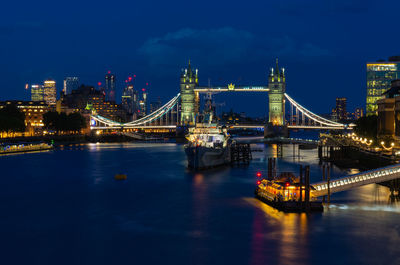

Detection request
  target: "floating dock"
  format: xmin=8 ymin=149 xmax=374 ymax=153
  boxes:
xmin=0 ymin=143 xmax=53 ymax=155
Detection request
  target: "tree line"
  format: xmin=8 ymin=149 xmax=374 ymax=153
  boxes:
xmin=43 ymin=111 xmax=86 ymax=132
xmin=0 ymin=104 xmax=25 ymax=133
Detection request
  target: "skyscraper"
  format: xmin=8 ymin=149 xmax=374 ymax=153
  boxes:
xmin=105 ymin=72 xmax=116 ymax=102
xmin=63 ymin=77 xmax=79 ymax=95
xmin=43 ymin=80 xmax=57 ymax=105
xmin=335 ymin=97 xmax=347 ymax=121
xmin=122 ymin=77 xmax=135 ymax=116
xmin=31 ymin=84 xmax=44 ymax=101
xmin=139 ymin=88 xmax=147 ymax=115
xmin=366 ymin=57 xmax=400 ymax=115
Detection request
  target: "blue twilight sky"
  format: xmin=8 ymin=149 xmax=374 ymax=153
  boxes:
xmin=1 ymin=0 xmax=400 ymax=116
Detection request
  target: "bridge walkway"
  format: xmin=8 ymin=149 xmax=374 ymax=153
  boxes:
xmin=312 ymin=164 xmax=400 ymax=197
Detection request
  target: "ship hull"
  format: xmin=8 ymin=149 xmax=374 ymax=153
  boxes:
xmin=185 ymin=145 xmax=231 ymax=169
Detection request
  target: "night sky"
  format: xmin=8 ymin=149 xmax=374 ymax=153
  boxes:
xmin=1 ymin=0 xmax=399 ymax=116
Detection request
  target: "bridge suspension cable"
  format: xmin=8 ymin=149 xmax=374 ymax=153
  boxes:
xmin=91 ymin=93 xmax=181 ymax=128
xmin=284 ymin=93 xmax=348 ymax=129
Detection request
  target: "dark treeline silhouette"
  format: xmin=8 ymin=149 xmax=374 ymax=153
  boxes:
xmin=354 ymin=115 xmax=377 ymax=140
xmin=43 ymin=111 xmax=86 ymax=133
xmin=0 ymin=104 xmax=25 ymax=133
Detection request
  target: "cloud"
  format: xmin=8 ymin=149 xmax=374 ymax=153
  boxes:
xmin=138 ymin=27 xmax=254 ymax=67
xmin=138 ymin=27 xmax=333 ymax=69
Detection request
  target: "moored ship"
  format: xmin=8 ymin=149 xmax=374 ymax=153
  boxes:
xmin=184 ymin=124 xmax=232 ymax=169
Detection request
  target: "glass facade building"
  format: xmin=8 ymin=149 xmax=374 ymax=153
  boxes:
xmin=63 ymin=77 xmax=79 ymax=95
xmin=335 ymin=97 xmax=347 ymax=121
xmin=43 ymin=80 xmax=57 ymax=106
xmin=105 ymin=73 xmax=116 ymax=102
xmin=31 ymin=84 xmax=44 ymax=101
xmin=366 ymin=62 xmax=400 ymax=115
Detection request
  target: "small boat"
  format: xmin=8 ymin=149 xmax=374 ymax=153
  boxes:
xmin=114 ymin=174 xmax=127 ymax=180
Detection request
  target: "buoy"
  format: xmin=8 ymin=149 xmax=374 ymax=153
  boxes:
xmin=114 ymin=174 xmax=127 ymax=180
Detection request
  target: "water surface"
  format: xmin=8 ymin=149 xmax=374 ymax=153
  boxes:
xmin=0 ymin=142 xmax=399 ymax=265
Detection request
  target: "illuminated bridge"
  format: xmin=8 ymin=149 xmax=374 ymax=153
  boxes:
xmin=90 ymin=60 xmax=352 ymax=131
xmin=312 ymin=164 xmax=400 ymax=197
xmin=90 ymin=92 xmax=350 ymax=130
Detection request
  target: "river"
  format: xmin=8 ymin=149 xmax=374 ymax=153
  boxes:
xmin=0 ymin=142 xmax=399 ymax=265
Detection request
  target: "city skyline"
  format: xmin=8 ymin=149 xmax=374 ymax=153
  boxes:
xmin=2 ymin=0 xmax=400 ymax=116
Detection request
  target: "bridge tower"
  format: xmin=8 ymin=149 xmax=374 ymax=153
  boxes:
xmin=180 ymin=60 xmax=198 ymax=125
xmin=268 ymin=59 xmax=286 ymax=126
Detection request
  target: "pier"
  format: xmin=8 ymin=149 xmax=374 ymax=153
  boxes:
xmin=231 ymin=143 xmax=252 ymax=165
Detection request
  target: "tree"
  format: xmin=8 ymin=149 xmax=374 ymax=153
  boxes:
xmin=43 ymin=111 xmax=87 ymax=133
xmin=0 ymin=104 xmax=25 ymax=133
xmin=354 ymin=115 xmax=377 ymax=140
xmin=67 ymin=112 xmax=87 ymax=131
xmin=43 ymin=111 xmax=59 ymax=131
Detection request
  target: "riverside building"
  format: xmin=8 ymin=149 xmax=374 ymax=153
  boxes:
xmin=367 ymin=57 xmax=400 ymax=116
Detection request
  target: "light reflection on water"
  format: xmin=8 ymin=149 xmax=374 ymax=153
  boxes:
xmin=1 ymin=142 xmax=400 ymax=265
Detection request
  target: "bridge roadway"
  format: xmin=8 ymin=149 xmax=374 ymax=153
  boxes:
xmin=231 ymin=125 xmax=350 ymax=130
xmin=234 ymin=136 xmax=319 ymax=145
xmin=194 ymin=86 xmax=269 ymax=93
xmin=91 ymin=124 xmax=350 ymax=130
xmin=312 ymin=163 xmax=400 ymax=197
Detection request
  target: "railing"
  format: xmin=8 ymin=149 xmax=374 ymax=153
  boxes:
xmin=312 ymin=164 xmax=400 ymax=197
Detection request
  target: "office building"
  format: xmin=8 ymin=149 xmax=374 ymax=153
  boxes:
xmin=105 ymin=72 xmax=116 ymax=102
xmin=43 ymin=80 xmax=57 ymax=106
xmin=139 ymin=88 xmax=147 ymax=115
xmin=121 ymin=77 xmax=137 ymax=117
xmin=335 ymin=97 xmax=347 ymax=121
xmin=366 ymin=57 xmax=400 ymax=115
xmin=63 ymin=77 xmax=79 ymax=95
xmin=62 ymin=85 xmax=128 ymax=122
xmin=31 ymin=84 xmax=44 ymax=101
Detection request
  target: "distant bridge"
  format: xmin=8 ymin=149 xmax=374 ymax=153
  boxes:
xmin=90 ymin=93 xmax=351 ymax=131
xmin=90 ymin=61 xmax=352 ymax=131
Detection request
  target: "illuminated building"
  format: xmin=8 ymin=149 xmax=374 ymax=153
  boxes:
xmin=268 ymin=59 xmax=286 ymax=126
xmin=43 ymin=80 xmax=57 ymax=106
xmin=105 ymin=72 xmax=116 ymax=102
xmin=62 ymin=85 xmax=128 ymax=122
xmin=353 ymin=107 xmax=364 ymax=120
xmin=139 ymin=88 xmax=147 ymax=116
xmin=122 ymin=84 xmax=135 ymax=115
xmin=31 ymin=84 xmax=44 ymax=101
xmin=63 ymin=77 xmax=79 ymax=95
xmin=366 ymin=57 xmax=400 ymax=115
xmin=335 ymin=97 xmax=347 ymax=121
xmin=0 ymin=101 xmax=50 ymax=135
xmin=121 ymin=77 xmax=138 ymax=119
xmin=180 ymin=61 xmax=198 ymax=125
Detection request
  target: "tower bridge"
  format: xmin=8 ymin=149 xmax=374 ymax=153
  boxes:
xmin=90 ymin=59 xmax=351 ymax=131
